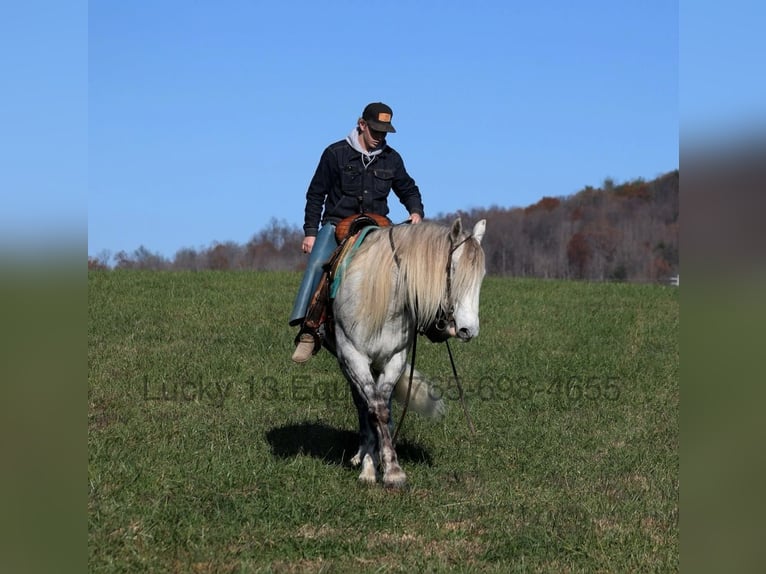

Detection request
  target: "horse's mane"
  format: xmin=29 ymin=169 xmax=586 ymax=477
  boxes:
xmin=347 ymin=221 xmax=485 ymax=337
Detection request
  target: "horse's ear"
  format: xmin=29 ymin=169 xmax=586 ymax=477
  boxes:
xmin=472 ymin=219 xmax=486 ymax=244
xmin=450 ymin=218 xmax=463 ymax=241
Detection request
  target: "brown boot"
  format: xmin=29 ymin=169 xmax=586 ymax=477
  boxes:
xmin=292 ymin=333 xmax=316 ymax=364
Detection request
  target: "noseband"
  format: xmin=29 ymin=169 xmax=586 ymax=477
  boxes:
xmin=389 ymin=226 xmax=473 ymax=343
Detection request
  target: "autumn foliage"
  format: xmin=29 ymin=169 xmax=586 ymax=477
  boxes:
xmin=90 ymin=170 xmax=679 ymax=283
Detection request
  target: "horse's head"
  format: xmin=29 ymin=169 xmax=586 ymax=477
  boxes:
xmin=425 ymin=218 xmax=487 ymax=342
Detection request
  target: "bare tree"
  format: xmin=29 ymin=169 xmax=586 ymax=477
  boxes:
xmin=91 ymin=170 xmax=678 ymax=280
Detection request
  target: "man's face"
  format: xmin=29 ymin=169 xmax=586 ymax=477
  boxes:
xmin=360 ymin=120 xmax=387 ymax=151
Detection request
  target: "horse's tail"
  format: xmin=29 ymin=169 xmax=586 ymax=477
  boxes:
xmin=393 ymin=365 xmax=446 ymax=420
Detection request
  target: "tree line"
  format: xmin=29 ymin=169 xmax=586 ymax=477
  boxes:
xmin=89 ymin=170 xmax=678 ymax=282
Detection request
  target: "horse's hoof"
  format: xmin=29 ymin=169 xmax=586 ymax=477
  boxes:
xmin=383 ymin=469 xmax=407 ymax=489
xmin=358 ymin=469 xmax=377 ymax=484
xmin=357 ymin=454 xmax=377 ymax=484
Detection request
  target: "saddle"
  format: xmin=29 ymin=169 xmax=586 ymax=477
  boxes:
xmin=296 ymin=213 xmax=391 ymax=355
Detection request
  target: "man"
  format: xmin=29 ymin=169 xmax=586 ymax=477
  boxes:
xmin=289 ymin=102 xmax=425 ymax=363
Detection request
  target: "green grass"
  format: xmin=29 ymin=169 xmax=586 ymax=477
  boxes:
xmin=88 ymin=271 xmax=678 ymax=572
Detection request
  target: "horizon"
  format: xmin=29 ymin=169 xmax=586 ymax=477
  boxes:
xmin=91 ymin=167 xmax=679 ymax=265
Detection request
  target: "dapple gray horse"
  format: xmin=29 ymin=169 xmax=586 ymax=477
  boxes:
xmin=332 ymin=218 xmax=487 ymax=487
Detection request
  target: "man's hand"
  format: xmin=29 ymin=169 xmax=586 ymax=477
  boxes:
xmin=408 ymin=213 xmax=423 ymax=224
xmin=302 ymin=236 xmax=316 ymax=254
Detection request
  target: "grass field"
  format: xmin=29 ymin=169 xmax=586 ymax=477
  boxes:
xmin=88 ymin=271 xmax=678 ymax=572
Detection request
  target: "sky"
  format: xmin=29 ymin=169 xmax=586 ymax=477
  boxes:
xmin=3 ymin=2 xmax=765 ymax=261
xmin=83 ymin=0 xmax=682 ymax=260
xmin=1 ymin=2 xmax=86 ymax=256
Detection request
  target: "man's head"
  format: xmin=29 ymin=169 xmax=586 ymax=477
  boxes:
xmin=361 ymin=102 xmax=396 ymax=133
xmin=358 ymin=102 xmax=396 ymax=152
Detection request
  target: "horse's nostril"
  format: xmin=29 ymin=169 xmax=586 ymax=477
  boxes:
xmin=458 ymin=327 xmax=471 ymax=339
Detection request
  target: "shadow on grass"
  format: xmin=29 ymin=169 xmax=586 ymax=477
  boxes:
xmin=265 ymin=421 xmax=433 ymax=467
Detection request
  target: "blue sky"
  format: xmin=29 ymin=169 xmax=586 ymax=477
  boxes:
xmin=85 ymin=0 xmax=681 ymax=259
xmin=5 ymin=2 xmax=765 ymax=261
xmin=680 ymin=0 xmax=766 ymax=143
xmin=1 ymin=2 xmax=86 ymax=255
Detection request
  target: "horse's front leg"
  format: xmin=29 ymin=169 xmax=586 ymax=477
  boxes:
xmin=349 ymin=382 xmax=377 ymax=484
xmin=371 ymin=351 xmax=408 ymax=488
xmin=368 ymin=401 xmax=406 ymax=488
xmin=335 ymin=328 xmax=382 ymax=484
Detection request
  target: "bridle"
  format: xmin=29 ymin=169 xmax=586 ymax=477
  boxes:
xmin=422 ymin=232 xmax=474 ymax=343
xmin=387 ymin=224 xmax=474 ymax=340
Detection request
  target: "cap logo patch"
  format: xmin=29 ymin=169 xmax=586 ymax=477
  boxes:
xmin=377 ymin=113 xmax=392 ymax=122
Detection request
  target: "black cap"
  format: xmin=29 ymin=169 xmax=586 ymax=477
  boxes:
xmin=362 ymin=102 xmax=396 ymax=133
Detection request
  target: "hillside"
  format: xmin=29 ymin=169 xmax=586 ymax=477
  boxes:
xmin=89 ymin=271 xmax=679 ymax=570
xmin=437 ymin=170 xmax=679 ymax=281
xmin=91 ymin=170 xmax=679 ymax=283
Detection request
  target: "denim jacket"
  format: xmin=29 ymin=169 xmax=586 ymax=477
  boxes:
xmin=303 ymin=139 xmax=425 ymax=236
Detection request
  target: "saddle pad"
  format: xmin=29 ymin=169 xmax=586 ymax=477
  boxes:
xmin=330 ymin=225 xmax=380 ymax=299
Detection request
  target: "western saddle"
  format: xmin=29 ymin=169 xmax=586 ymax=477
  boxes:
xmin=295 ymin=212 xmax=392 ymax=356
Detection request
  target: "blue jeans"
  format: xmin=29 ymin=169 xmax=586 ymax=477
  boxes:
xmin=289 ymin=224 xmax=337 ymax=326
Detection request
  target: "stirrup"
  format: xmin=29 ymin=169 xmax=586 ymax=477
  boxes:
xmin=294 ymin=327 xmax=322 ymax=355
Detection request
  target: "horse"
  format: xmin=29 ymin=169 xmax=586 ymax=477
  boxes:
xmin=331 ymin=217 xmax=487 ymax=487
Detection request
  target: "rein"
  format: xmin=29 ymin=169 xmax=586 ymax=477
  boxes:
xmin=445 ymin=339 xmax=477 ymax=435
xmin=389 ymin=225 xmax=477 ymax=444
xmin=392 ymin=327 xmax=417 ymax=446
